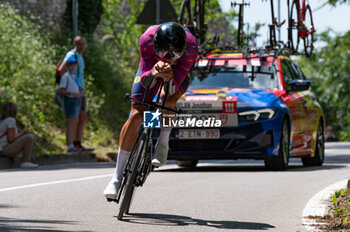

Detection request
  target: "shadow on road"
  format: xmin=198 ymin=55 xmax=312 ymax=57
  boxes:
xmin=0 ymin=217 xmax=91 ymax=232
xmin=156 ymin=163 xmax=346 ymax=173
xmin=325 ymin=155 xmax=350 ymax=164
xmin=118 ymin=213 xmax=275 ymax=230
xmin=325 ymin=142 xmax=350 ymax=150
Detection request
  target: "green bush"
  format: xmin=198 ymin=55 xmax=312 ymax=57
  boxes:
xmin=63 ymin=0 xmax=103 ymax=35
xmin=0 ymin=3 xmax=64 ymax=153
xmin=0 ymin=3 xmax=132 ymax=155
xmin=297 ymin=31 xmax=350 ymax=140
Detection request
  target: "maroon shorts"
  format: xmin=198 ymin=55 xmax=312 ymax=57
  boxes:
xmin=130 ymin=66 xmax=191 ymax=106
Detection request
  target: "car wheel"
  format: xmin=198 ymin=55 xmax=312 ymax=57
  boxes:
xmin=302 ymin=122 xmax=325 ymax=166
xmin=265 ymin=119 xmax=290 ymax=171
xmin=176 ymin=160 xmax=198 ymax=168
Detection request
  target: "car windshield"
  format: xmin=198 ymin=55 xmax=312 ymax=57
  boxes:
xmin=189 ymin=64 xmax=280 ymax=90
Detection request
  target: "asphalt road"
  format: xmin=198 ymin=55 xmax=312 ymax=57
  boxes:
xmin=0 ymin=142 xmax=349 ymax=232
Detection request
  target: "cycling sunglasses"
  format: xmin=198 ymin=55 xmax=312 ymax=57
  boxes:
xmin=157 ymin=50 xmax=183 ymax=61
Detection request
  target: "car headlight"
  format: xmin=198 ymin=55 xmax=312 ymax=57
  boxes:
xmin=239 ymin=108 xmax=277 ymax=121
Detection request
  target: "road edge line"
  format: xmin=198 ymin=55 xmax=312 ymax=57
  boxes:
xmin=0 ymin=174 xmax=112 ymax=192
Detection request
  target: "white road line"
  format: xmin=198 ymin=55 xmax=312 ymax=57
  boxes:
xmin=302 ymin=179 xmax=349 ymax=231
xmin=0 ymin=174 xmax=112 ymax=192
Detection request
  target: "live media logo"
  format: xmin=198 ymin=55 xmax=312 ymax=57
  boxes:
xmin=143 ymin=110 xmax=161 ymax=128
xmin=142 ymin=110 xmax=222 ymax=128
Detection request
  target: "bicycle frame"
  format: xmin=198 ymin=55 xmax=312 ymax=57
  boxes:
xmin=179 ymin=0 xmax=207 ymax=45
xmin=268 ymin=0 xmax=286 ymax=47
xmin=288 ymin=0 xmax=315 ymax=56
xmin=293 ymin=0 xmax=315 ymax=38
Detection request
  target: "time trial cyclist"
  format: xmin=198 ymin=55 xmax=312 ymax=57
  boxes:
xmin=104 ymin=22 xmax=198 ymax=201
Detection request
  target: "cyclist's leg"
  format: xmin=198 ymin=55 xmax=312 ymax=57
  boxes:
xmin=152 ymin=73 xmax=191 ymax=166
xmin=157 ymin=82 xmax=187 ymax=143
xmin=119 ymin=65 xmax=162 ymax=152
xmin=163 ymin=72 xmax=191 ymax=109
xmin=104 ymin=67 xmax=161 ymax=199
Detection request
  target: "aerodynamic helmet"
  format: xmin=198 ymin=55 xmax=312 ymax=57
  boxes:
xmin=153 ymin=22 xmax=187 ymax=61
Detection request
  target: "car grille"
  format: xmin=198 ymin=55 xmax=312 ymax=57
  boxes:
xmin=169 ymin=139 xmax=243 ymax=151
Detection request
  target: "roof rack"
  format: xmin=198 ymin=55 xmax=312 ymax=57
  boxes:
xmin=200 ymin=41 xmax=293 ymax=59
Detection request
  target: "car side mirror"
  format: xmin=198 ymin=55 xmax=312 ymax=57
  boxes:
xmin=289 ymin=80 xmax=311 ymax=91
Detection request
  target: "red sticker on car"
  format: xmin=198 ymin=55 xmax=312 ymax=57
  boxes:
xmin=219 ymin=114 xmax=228 ymax=125
xmin=222 ymin=101 xmax=237 ymax=113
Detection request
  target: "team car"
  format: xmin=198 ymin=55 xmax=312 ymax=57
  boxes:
xmin=161 ymin=50 xmax=325 ymax=170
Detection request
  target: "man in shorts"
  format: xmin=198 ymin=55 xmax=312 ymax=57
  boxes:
xmin=59 ymin=36 xmax=92 ymax=151
xmin=104 ymin=22 xmax=198 ymax=200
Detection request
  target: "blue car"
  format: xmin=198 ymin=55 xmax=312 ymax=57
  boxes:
xmin=160 ymin=51 xmax=325 ymax=170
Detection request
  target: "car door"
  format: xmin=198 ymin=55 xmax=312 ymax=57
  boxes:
xmin=279 ymin=59 xmax=308 ymax=156
xmin=291 ymin=62 xmax=319 ymax=154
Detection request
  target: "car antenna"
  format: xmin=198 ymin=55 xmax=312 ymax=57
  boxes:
xmin=271 ymin=43 xmax=285 ymax=68
xmin=242 ymin=46 xmax=248 ymax=59
xmin=258 ymin=47 xmax=264 ymax=58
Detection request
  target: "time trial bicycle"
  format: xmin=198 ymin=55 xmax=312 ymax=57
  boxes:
xmin=115 ymin=80 xmax=178 ymax=220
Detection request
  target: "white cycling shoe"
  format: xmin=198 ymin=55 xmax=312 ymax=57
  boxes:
xmin=151 ymin=143 xmax=168 ymax=167
xmin=103 ymin=178 xmax=120 ymax=200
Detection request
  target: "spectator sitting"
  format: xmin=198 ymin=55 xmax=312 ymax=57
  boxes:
xmin=0 ymin=102 xmax=38 ymax=168
xmin=325 ymin=126 xmax=339 ymax=142
xmin=59 ymin=56 xmax=84 ymax=152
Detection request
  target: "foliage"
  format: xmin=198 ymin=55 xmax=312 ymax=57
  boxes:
xmin=296 ymin=30 xmax=350 ymax=140
xmin=64 ymin=0 xmax=103 ymax=35
xmin=328 ymin=0 xmax=350 ymax=6
xmin=99 ymin=0 xmax=147 ymax=71
xmin=0 ymin=3 xmax=128 ymax=155
xmin=329 ymin=189 xmax=350 ymax=229
xmin=0 ymin=3 xmax=63 ymax=153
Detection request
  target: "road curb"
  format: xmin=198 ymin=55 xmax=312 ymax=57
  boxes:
xmin=0 ymin=152 xmax=98 ymax=170
xmin=33 ymin=152 xmax=98 ymax=165
xmin=302 ymin=179 xmax=349 ymax=231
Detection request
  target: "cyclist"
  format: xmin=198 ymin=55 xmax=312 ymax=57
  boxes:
xmin=104 ymin=22 xmax=198 ymax=200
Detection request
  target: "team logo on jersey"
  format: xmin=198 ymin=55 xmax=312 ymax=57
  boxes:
xmin=134 ymin=76 xmax=141 ymax=83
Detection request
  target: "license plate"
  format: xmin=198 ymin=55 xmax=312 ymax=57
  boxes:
xmin=179 ymin=129 xmax=220 ymax=139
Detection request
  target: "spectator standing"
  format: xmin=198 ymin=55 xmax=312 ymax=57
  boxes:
xmin=58 ymin=35 xmax=93 ymax=151
xmin=0 ymin=102 xmax=38 ymax=168
xmin=59 ymin=56 xmax=84 ymax=152
xmin=325 ymin=126 xmax=339 ymax=142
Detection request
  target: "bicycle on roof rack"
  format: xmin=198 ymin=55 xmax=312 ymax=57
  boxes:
xmin=231 ymin=0 xmax=314 ymax=57
xmin=289 ymin=0 xmax=315 ymax=57
xmin=178 ymin=0 xmax=208 ymax=46
xmin=267 ymin=0 xmax=286 ymax=48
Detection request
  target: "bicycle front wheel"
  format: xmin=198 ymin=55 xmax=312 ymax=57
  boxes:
xmin=303 ymin=5 xmax=315 ymax=57
xmin=117 ymin=131 xmax=146 ymax=220
xmin=290 ymin=1 xmax=300 ymax=53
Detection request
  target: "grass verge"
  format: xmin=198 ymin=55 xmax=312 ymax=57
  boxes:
xmin=307 ymin=182 xmax=350 ymax=231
